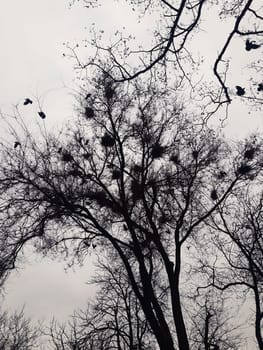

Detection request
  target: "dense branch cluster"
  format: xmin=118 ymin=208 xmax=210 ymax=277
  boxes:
xmin=0 ymin=77 xmax=262 ymax=348
xmin=66 ymin=0 xmax=262 ymax=115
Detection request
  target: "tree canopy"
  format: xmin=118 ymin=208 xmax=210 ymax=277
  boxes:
xmin=0 ymin=1 xmax=263 ymax=349
xmin=0 ymin=77 xmax=262 ymax=348
xmin=67 ymin=0 xmax=263 ymax=117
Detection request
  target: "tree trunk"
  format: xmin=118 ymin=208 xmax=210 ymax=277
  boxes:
xmin=254 ymin=287 xmax=263 ymax=350
xmin=170 ymin=244 xmax=190 ymax=350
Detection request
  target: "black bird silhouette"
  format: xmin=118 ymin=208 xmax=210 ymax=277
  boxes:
xmin=14 ymin=141 xmax=21 ymax=149
xmin=245 ymin=39 xmax=261 ymax=51
xmin=38 ymin=111 xmax=46 ymax=119
xmin=23 ymin=98 xmax=33 ymax=105
xmin=236 ymin=86 xmax=245 ymax=96
xmin=257 ymin=83 xmax=263 ymax=92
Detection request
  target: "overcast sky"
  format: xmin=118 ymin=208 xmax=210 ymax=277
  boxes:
xmin=0 ymin=0 xmax=152 ymax=324
xmin=0 ymin=1 xmax=262 ymax=347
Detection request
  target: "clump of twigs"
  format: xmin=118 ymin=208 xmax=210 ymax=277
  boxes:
xmin=101 ymin=134 xmax=115 ymax=147
xmin=85 ymin=107 xmax=94 ymax=119
xmin=237 ymin=163 xmax=252 ymax=175
xmin=151 ymin=143 xmax=165 ymax=159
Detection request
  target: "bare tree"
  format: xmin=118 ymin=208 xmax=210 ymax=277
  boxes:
xmin=197 ymin=155 xmax=263 ymax=349
xmin=0 ymin=308 xmax=40 ymax=350
xmin=48 ymin=257 xmax=157 ymax=350
xmin=68 ymin=0 xmax=263 ymax=112
xmin=0 ymin=78 xmax=263 ymax=349
xmin=188 ymin=291 xmax=242 ymax=350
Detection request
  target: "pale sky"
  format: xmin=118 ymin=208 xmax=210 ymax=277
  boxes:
xmin=0 ymin=0 xmax=262 ymax=348
xmin=0 ymin=0 xmax=151 ymax=324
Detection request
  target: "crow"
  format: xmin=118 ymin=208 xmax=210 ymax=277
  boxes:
xmin=245 ymin=39 xmax=261 ymax=51
xmin=38 ymin=111 xmax=46 ymax=119
xmin=23 ymin=98 xmax=33 ymax=105
xmin=14 ymin=141 xmax=21 ymax=148
xmin=236 ymin=86 xmax=245 ymax=96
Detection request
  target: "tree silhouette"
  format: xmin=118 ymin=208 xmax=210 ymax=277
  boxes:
xmin=189 ymin=292 xmax=242 ymax=350
xmin=68 ymin=0 xmax=263 ymax=112
xmin=48 ymin=258 xmax=157 ymax=350
xmin=197 ymin=151 xmax=263 ymax=349
xmin=0 ymin=79 xmax=263 ymax=349
xmin=0 ymin=308 xmax=40 ymax=350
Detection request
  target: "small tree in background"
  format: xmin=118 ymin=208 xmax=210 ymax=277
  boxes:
xmin=48 ymin=257 xmax=156 ymax=350
xmin=0 ymin=308 xmax=40 ymax=350
xmin=198 ymin=183 xmax=263 ymax=349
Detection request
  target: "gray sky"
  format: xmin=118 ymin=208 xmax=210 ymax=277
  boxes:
xmin=0 ymin=0 xmax=98 ymax=322
xmin=0 ymin=0 xmax=262 ymax=347
xmin=0 ymin=0 xmax=150 ymax=324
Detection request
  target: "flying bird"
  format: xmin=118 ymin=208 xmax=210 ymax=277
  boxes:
xmin=23 ymin=98 xmax=33 ymax=105
xmin=236 ymin=86 xmax=245 ymax=96
xmin=38 ymin=111 xmax=46 ymax=119
xmin=245 ymin=39 xmax=261 ymax=51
